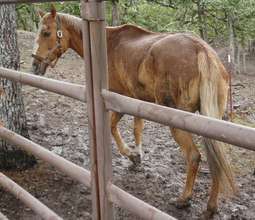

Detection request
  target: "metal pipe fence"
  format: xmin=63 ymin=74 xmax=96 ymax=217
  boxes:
xmin=0 ymin=173 xmax=62 ymax=220
xmin=0 ymin=67 xmax=86 ymax=102
xmin=0 ymin=211 xmax=8 ymax=220
xmin=102 ymin=90 xmax=255 ymax=152
xmin=0 ymin=0 xmax=254 ymax=219
xmin=0 ymin=126 xmax=91 ymax=187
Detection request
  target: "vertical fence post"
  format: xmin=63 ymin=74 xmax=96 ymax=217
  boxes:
xmin=80 ymin=1 xmax=113 ymax=220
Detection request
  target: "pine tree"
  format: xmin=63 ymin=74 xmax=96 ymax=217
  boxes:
xmin=0 ymin=4 xmax=36 ymax=169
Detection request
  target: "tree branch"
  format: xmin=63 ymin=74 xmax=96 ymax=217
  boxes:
xmin=146 ymin=0 xmax=177 ymax=9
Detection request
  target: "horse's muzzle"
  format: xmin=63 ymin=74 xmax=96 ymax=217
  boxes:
xmin=31 ymin=58 xmax=47 ymax=76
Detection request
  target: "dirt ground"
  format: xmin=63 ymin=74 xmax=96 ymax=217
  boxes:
xmin=0 ymin=31 xmax=255 ymax=220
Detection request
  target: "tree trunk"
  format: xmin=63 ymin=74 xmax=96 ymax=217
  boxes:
xmin=196 ymin=1 xmax=208 ymax=41
xmin=0 ymin=4 xmax=36 ymax=170
xmin=111 ymin=0 xmax=119 ymax=26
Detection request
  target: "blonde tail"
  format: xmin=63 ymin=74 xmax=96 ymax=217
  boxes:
xmin=198 ymin=51 xmax=236 ymax=196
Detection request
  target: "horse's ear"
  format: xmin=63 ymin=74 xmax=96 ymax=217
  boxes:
xmin=50 ymin=4 xmax=57 ymax=18
xmin=37 ymin=9 xmax=46 ymax=18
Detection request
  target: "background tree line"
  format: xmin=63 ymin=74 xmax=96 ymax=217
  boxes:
xmin=16 ymin=0 xmax=255 ymax=73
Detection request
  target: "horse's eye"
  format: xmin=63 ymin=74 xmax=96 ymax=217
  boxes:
xmin=42 ymin=31 xmax=51 ymax=37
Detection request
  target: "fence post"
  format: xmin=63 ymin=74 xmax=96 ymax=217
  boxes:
xmin=80 ymin=1 xmax=113 ymax=220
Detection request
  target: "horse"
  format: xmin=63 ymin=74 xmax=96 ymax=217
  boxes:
xmin=31 ymin=6 xmax=236 ymax=218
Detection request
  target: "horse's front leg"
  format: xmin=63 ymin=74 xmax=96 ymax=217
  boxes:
xmin=111 ymin=112 xmax=129 ymax=156
xmin=111 ymin=112 xmax=142 ymax=164
xmin=128 ymin=117 xmax=144 ymax=164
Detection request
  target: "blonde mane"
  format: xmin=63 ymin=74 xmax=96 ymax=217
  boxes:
xmin=58 ymin=13 xmax=82 ymax=34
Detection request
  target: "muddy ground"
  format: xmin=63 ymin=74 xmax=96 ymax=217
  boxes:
xmin=0 ymin=31 xmax=255 ymax=220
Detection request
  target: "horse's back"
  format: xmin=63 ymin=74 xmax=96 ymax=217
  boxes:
xmin=107 ymin=25 xmax=227 ymax=112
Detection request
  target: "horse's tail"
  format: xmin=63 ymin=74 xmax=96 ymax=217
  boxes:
xmin=198 ymin=50 xmax=236 ymax=196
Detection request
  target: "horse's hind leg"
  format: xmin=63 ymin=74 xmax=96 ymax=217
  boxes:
xmin=202 ymin=78 xmax=227 ymax=219
xmin=170 ymin=128 xmax=201 ymax=208
xmin=202 ymin=177 xmax=220 ymax=219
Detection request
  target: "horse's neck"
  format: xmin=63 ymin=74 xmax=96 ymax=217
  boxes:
xmin=66 ymin=24 xmax=113 ymax=57
xmin=63 ymin=16 xmax=151 ymax=57
xmin=67 ymin=27 xmax=83 ymax=57
xmin=61 ymin=15 xmax=84 ymax=57
xmin=65 ymin=21 xmax=112 ymax=58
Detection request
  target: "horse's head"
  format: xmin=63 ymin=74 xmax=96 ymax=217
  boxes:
xmin=32 ymin=5 xmax=69 ymax=75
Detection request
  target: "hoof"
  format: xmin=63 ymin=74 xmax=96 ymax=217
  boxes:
xmin=128 ymin=153 xmax=142 ymax=164
xmin=175 ymin=198 xmax=191 ymax=209
xmin=128 ymin=145 xmax=143 ymax=164
xmin=200 ymin=208 xmax=217 ymax=220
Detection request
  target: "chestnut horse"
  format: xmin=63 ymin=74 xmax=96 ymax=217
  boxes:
xmin=31 ymin=7 xmax=236 ymax=218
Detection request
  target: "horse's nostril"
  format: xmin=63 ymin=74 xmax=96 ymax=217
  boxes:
xmin=32 ymin=62 xmax=39 ymax=74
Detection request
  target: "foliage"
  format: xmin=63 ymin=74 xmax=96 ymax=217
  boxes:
xmin=16 ymin=4 xmax=39 ymax=31
xmin=16 ymin=0 xmax=255 ymax=45
xmin=16 ymin=2 xmax=80 ymax=31
xmin=117 ymin=0 xmax=177 ymax=32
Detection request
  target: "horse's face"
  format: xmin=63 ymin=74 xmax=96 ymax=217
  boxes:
xmin=32 ymin=7 xmax=68 ymax=75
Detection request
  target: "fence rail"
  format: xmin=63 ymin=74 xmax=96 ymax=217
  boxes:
xmin=0 ymin=126 xmax=91 ymax=187
xmin=102 ymin=90 xmax=255 ymax=151
xmin=0 ymin=125 xmax=177 ymax=220
xmin=0 ymin=211 xmax=8 ymax=220
xmin=0 ymin=173 xmax=62 ymax=220
xmin=108 ymin=184 xmax=177 ymax=220
xmin=0 ymin=67 xmax=86 ymax=102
